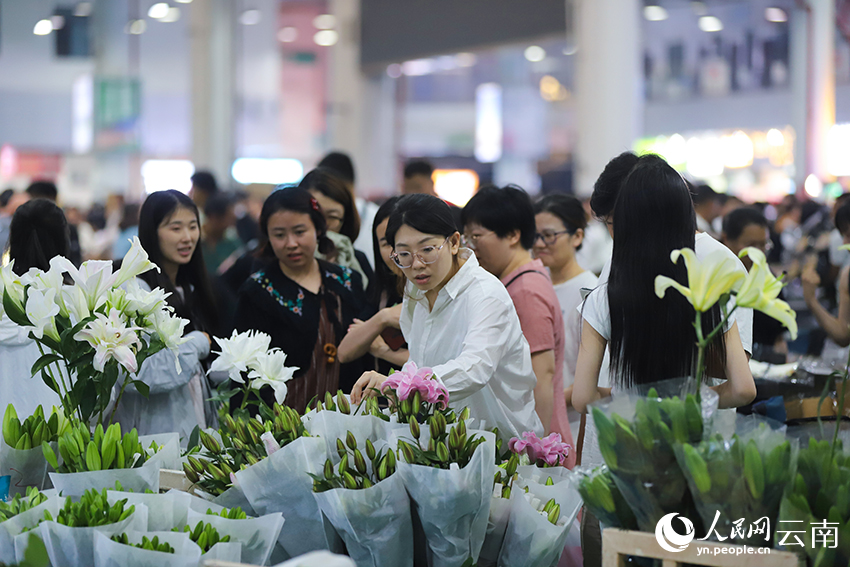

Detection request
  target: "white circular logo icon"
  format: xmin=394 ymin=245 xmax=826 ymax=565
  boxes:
xmin=655 ymin=513 xmax=695 ymax=553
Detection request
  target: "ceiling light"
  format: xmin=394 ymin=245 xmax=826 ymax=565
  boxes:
xmin=563 ymin=44 xmax=578 ymax=56
xmin=159 ymin=7 xmax=180 ymax=23
xmin=50 ymin=16 xmax=66 ymax=30
xmin=74 ymin=2 xmax=92 ymax=17
xmin=147 ymin=2 xmax=169 ymax=20
xmin=524 ymin=45 xmax=546 ymax=62
xmin=125 ymin=19 xmax=147 ymax=34
xmin=277 ymin=26 xmax=298 ymax=42
xmin=313 ymin=29 xmax=338 ymax=46
xmin=455 ymin=53 xmax=477 ymax=67
xmin=239 ymin=9 xmax=261 ymax=25
xmin=401 ymin=59 xmax=435 ymax=76
xmin=33 ymin=19 xmax=53 ymax=35
xmin=765 ymin=7 xmax=787 ymax=23
xmin=643 ymin=5 xmax=668 ymax=21
xmin=766 ymin=128 xmax=785 ymax=146
xmin=386 ymin=64 xmax=402 ymax=78
xmin=698 ymin=16 xmax=723 ymax=32
xmin=313 ymin=14 xmax=336 ymax=29
xmin=175 ymin=0 xmax=192 ymax=3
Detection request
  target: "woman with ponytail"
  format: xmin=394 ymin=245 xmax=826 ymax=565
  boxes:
xmin=233 ymin=187 xmax=371 ymax=412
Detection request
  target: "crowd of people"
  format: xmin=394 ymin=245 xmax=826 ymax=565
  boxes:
xmin=0 ymin=150 xmax=846 ymax=468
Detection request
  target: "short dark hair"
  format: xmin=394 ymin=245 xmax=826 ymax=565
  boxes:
xmin=8 ymin=199 xmax=70 ymax=274
xmin=317 ymin=152 xmax=355 ymax=184
xmin=590 ymin=152 xmax=640 ymax=219
xmin=534 ymin=193 xmax=588 ymax=250
xmin=204 ymin=192 xmax=234 ymax=218
xmin=836 ymin=202 xmax=850 ymax=235
xmin=461 ymin=184 xmax=536 ymax=249
xmin=0 ymin=189 xmax=13 ymax=208
xmin=26 ymin=181 xmax=58 ymax=202
xmin=692 ymin=184 xmax=720 ymax=206
xmin=404 ymin=160 xmax=434 ymax=179
xmin=722 ymin=207 xmax=769 ymax=241
xmin=258 ymin=186 xmax=334 ymax=258
xmin=298 ymin=168 xmax=361 ymax=241
xmin=191 ymin=171 xmax=218 ymax=195
xmin=386 ymin=194 xmax=458 ymax=248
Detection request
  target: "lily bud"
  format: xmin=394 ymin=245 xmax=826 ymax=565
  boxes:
xmin=346 ymin=431 xmax=358 ymax=450
xmin=408 ymin=416 xmax=420 ymax=440
xmin=399 ymin=441 xmax=415 ymax=464
xmin=183 ymin=463 xmax=200 ymax=483
xmin=365 ymin=439 xmax=377 ymax=461
xmin=337 ymin=392 xmax=351 ymax=415
xmin=338 ymin=454 xmax=349 ymax=475
xmin=324 ymin=391 xmax=335 ymax=411
xmin=336 ymin=438 xmax=347 ymax=458
xmin=412 ymin=391 xmax=421 ymax=413
xmin=343 ymin=471 xmax=358 ymax=490
xmin=354 ymin=449 xmax=367 ymax=475
xmin=324 ymin=459 xmax=334 ymax=480
xmin=429 ymin=416 xmax=440 ymax=440
xmin=400 ymin=398 xmax=411 ymax=417
xmin=459 ymin=407 xmax=470 ymax=422
xmin=436 ymin=441 xmax=450 ymax=462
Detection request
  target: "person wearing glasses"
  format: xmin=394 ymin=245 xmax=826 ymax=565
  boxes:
xmin=349 ymin=194 xmax=543 ymax=443
xmin=459 ymin=185 xmax=573 ymax=460
xmin=533 ymin=194 xmax=601 ymax=399
xmin=233 ymin=187 xmax=371 ymax=412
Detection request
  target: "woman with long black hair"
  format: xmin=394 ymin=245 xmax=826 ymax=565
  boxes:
xmin=572 ymin=155 xmax=755 ymax=412
xmin=0 ymin=199 xmax=67 ymax=416
xmin=112 ymin=189 xmax=218 ymax=439
xmin=233 ymin=187 xmax=371 ymax=412
xmin=338 ymin=196 xmax=409 ymax=372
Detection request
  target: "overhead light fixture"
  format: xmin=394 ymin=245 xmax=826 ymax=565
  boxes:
xmin=313 ymin=14 xmax=336 ymax=29
xmin=698 ymin=15 xmax=723 ymax=32
xmin=239 ymin=9 xmax=261 ymax=25
xmin=231 ymin=158 xmax=304 ymax=185
xmin=175 ymin=0 xmax=192 ymax=3
xmin=125 ymin=19 xmax=147 ymax=34
xmin=74 ymin=2 xmax=93 ymax=17
xmin=313 ymin=29 xmax=338 ymax=46
xmin=33 ymin=19 xmax=53 ymax=35
xmin=524 ymin=45 xmax=546 ymax=63
xmin=159 ymin=7 xmax=180 ymax=23
xmin=50 ymin=15 xmax=66 ymax=30
xmin=386 ymin=64 xmax=402 ymax=78
xmin=765 ymin=7 xmax=787 ymax=23
xmin=455 ymin=53 xmax=477 ymax=67
xmin=147 ymin=2 xmax=169 ymax=20
xmin=277 ymin=26 xmax=298 ymax=42
xmin=563 ymin=44 xmax=578 ymax=56
xmin=401 ymin=59 xmax=435 ymax=76
xmin=766 ymin=128 xmax=785 ymax=146
xmin=643 ymin=5 xmax=668 ymax=21
xmin=804 ymin=174 xmax=823 ymax=198
xmin=141 ymin=160 xmax=195 ymax=194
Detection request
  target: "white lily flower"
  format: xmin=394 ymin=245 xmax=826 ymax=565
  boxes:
xmin=25 ymin=288 xmax=60 ymax=342
xmin=107 ymin=287 xmax=131 ymax=316
xmin=207 ymin=329 xmax=272 ymax=383
xmin=125 ymin=279 xmax=172 ymax=317
xmin=52 ymin=257 xmax=114 ymax=311
xmin=655 ymin=248 xmax=745 ymax=312
xmin=147 ymin=307 xmax=189 ymax=372
xmin=113 ymin=237 xmax=159 ymax=288
xmin=248 ymin=349 xmax=298 ymax=404
xmin=736 ymin=247 xmax=798 ymax=340
xmin=73 ymin=308 xmax=142 ymax=373
xmin=61 ymin=285 xmax=91 ymax=325
xmin=0 ymin=260 xmax=26 ymax=314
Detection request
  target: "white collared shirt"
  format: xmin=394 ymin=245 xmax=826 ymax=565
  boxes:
xmin=400 ymin=249 xmax=544 ymax=441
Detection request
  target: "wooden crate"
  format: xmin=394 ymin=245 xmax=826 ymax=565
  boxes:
xmin=602 ymin=529 xmax=802 ymax=567
xmin=158 ymin=468 xmax=194 ymax=493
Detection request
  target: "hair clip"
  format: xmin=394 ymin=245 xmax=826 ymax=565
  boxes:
xmin=310 ymin=197 xmax=320 ymax=212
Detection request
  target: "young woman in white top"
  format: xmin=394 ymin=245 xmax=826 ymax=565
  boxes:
xmin=533 ymin=194 xmax=601 ymax=393
xmin=573 ymin=155 xmax=756 ymax=414
xmin=349 ymin=194 xmax=542 ymax=441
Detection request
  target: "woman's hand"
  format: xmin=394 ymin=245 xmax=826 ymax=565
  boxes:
xmin=349 ymin=371 xmax=388 ymax=404
xmin=801 ymin=259 xmax=821 ymax=304
xmin=380 ymin=304 xmax=402 ymax=330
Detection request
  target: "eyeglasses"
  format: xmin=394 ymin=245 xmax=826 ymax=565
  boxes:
xmin=461 ymin=231 xmax=494 ymax=250
xmin=391 ymin=237 xmax=449 ymax=268
xmin=534 ymin=230 xmax=571 ymax=246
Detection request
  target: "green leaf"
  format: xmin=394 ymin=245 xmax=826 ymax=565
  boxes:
xmin=31 ymin=353 xmax=62 ymax=379
xmin=3 ymin=288 xmax=31 ymax=327
xmin=187 ymin=426 xmax=201 ymax=451
xmin=130 ymin=380 xmax=150 ymax=399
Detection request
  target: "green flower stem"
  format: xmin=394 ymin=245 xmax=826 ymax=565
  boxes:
xmin=693 ymin=305 xmax=738 ymax=386
xmin=239 ymin=383 xmax=252 ymax=411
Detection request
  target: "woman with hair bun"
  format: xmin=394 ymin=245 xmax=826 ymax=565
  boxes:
xmin=233 ymin=187 xmax=371 ymax=412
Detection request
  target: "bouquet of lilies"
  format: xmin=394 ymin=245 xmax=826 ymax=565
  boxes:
xmin=0 ymin=238 xmax=190 ymax=426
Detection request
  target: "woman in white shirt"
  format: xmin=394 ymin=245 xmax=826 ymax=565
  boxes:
xmin=349 ymin=194 xmax=542 ymax=441
xmin=573 ymin=155 xmax=755 ymax=414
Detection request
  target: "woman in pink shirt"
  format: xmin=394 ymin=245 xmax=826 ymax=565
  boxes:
xmin=462 ymin=185 xmax=575 ymax=467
